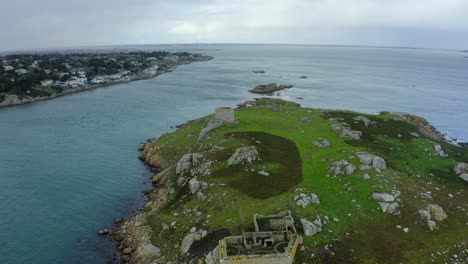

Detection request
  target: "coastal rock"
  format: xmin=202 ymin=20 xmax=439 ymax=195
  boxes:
xmin=252 ymin=70 xmax=265 ymax=73
xmin=227 ymin=146 xmax=260 ymax=167
xmin=328 ymin=160 xmax=356 ymax=176
xmin=140 ymin=241 xmax=161 ymax=258
xmin=313 ymin=137 xmax=331 ymax=148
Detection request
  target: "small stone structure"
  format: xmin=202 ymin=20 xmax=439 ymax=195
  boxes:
xmin=215 ymin=107 xmax=235 ymax=123
xmin=215 ymin=211 xmax=301 ymax=264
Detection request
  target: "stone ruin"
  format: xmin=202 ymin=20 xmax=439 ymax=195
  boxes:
xmin=206 ymin=211 xmax=301 ymax=264
xmin=215 ymin=107 xmax=235 ymax=123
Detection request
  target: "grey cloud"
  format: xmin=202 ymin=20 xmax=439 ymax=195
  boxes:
xmin=1 ymin=0 xmax=467 ymax=51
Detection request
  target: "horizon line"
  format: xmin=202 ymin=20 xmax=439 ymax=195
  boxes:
xmin=0 ymin=42 xmax=465 ymax=55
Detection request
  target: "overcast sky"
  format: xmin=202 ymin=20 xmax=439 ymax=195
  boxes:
xmin=1 ymin=0 xmax=468 ymax=51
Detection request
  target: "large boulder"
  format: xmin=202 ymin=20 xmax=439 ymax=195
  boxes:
xmin=294 ymin=193 xmax=320 ymax=207
xmin=356 ymin=152 xmax=387 ymax=170
xmin=419 ymin=204 xmax=447 ymax=231
xmin=140 ymin=241 xmax=161 ymax=258
xmin=328 ymin=160 xmax=356 ymax=176
xmin=300 ymin=217 xmax=322 ymax=236
xmin=433 ymin=144 xmax=447 ymax=157
xmin=372 ymin=192 xmax=395 ymax=202
xmin=426 ymin=204 xmax=447 ymax=221
xmin=227 ymin=146 xmax=260 ymax=166
xmin=180 ymin=229 xmax=208 ymax=256
xmin=205 ymin=246 xmax=219 ymax=264
xmin=313 ymin=137 xmax=331 ymax=148
xmin=453 ymin=162 xmax=468 ymax=175
xmin=372 ymin=192 xmax=400 ymax=214
xmin=453 ymin=162 xmax=468 ymax=183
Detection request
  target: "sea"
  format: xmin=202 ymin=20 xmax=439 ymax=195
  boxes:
xmin=0 ymin=44 xmax=467 ymax=263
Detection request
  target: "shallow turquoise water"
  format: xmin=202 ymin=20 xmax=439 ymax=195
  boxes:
xmin=0 ymin=45 xmax=467 ymax=263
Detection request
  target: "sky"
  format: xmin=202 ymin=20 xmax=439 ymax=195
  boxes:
xmin=1 ymin=0 xmax=468 ymax=51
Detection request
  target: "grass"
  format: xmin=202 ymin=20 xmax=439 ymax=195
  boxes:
xmin=143 ymin=99 xmax=467 ymax=263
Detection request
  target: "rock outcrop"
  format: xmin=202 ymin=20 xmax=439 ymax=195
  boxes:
xmin=227 ymin=146 xmax=260 ymax=166
xmin=330 ymin=123 xmax=362 ymax=140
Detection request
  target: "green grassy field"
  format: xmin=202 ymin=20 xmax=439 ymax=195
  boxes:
xmin=143 ymin=98 xmax=467 ymax=263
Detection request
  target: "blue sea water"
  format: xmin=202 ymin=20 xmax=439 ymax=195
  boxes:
xmin=0 ymin=45 xmax=467 ymax=263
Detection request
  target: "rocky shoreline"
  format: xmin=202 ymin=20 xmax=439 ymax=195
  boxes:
xmin=0 ymin=56 xmax=213 ymax=108
xmin=107 ymin=99 xmax=467 ymax=263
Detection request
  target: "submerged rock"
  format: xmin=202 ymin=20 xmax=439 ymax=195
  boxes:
xmin=227 ymin=146 xmax=260 ymax=166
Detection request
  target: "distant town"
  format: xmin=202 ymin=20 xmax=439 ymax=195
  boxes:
xmin=0 ymin=51 xmax=212 ymax=107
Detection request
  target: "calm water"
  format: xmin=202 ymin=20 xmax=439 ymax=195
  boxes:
xmin=0 ymin=45 xmax=467 ymax=264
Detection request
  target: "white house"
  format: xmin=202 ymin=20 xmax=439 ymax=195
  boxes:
xmin=40 ymin=79 xmax=53 ymax=87
xmin=15 ymin=68 xmax=28 ymax=75
xmin=3 ymin=65 xmax=14 ymax=71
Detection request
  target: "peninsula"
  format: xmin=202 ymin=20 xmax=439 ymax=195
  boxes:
xmin=112 ymin=98 xmax=468 ymax=263
xmin=0 ymin=51 xmax=213 ymax=107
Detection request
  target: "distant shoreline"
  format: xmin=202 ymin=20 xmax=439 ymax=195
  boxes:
xmin=0 ymin=55 xmax=213 ymax=109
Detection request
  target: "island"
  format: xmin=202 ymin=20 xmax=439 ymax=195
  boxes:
xmin=0 ymin=51 xmax=213 ymax=107
xmin=248 ymin=83 xmax=294 ymax=94
xmin=111 ymin=98 xmax=468 ymax=263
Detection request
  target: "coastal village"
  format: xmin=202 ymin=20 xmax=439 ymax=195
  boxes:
xmin=0 ymin=51 xmax=212 ymax=106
